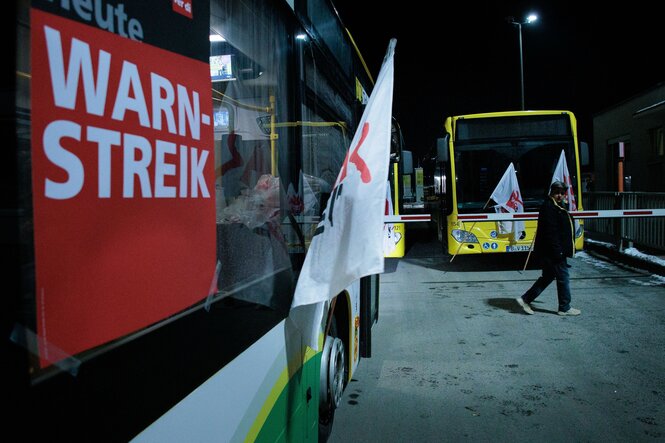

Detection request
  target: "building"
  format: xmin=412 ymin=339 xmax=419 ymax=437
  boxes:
xmin=593 ymin=82 xmax=665 ymax=192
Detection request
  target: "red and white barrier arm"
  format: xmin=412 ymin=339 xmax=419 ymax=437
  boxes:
xmin=572 ymin=209 xmax=665 ymax=218
xmin=289 ymin=214 xmax=432 ymax=224
xmin=456 ymin=209 xmax=665 ymax=222
xmin=384 ymin=214 xmax=432 ymax=223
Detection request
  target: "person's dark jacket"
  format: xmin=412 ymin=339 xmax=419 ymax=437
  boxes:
xmin=534 ymin=196 xmax=575 ymax=262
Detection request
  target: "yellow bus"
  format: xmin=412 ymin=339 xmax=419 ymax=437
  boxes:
xmin=432 ymin=110 xmax=588 ymax=256
xmin=384 ymin=119 xmax=432 ymax=258
xmin=7 ymin=0 xmax=379 ymax=441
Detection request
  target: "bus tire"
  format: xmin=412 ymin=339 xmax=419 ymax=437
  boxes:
xmin=319 ymin=317 xmax=346 ymax=441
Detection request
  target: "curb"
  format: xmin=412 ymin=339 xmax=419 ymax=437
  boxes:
xmin=583 ymin=241 xmax=665 ymax=277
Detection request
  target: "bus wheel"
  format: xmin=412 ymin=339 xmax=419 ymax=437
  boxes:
xmin=319 ymin=321 xmax=346 ymax=440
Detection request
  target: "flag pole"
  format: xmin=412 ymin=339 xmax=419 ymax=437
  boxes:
xmin=449 ymin=198 xmax=492 ymax=263
xmin=522 ymin=226 xmax=537 ymax=271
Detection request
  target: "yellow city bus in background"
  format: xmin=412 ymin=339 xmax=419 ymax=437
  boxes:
xmin=384 ymin=119 xmax=408 ymax=258
xmin=432 ymin=110 xmax=588 ymax=256
xmin=384 ymin=119 xmax=432 ymax=258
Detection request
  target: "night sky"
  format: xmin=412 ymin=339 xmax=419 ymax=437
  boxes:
xmin=332 ymin=1 xmax=663 ymax=160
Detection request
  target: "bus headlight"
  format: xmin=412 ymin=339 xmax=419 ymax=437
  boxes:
xmin=575 ymin=223 xmax=584 ymax=238
xmin=452 ymin=229 xmax=479 ymax=243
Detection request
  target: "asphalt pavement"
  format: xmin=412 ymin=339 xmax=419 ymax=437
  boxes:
xmin=328 ymin=231 xmax=665 ymax=442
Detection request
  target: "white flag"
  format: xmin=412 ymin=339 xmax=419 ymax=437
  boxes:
xmin=289 ymin=39 xmax=396 ymax=350
xmin=551 ymin=150 xmax=580 ymax=233
xmin=551 ymin=150 xmax=577 ymax=212
xmin=489 ymin=162 xmax=525 ymax=241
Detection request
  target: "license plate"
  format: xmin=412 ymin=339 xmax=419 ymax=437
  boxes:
xmin=506 ymin=245 xmax=531 ymax=252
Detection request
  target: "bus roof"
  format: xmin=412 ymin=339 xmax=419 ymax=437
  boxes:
xmin=449 ymin=110 xmax=573 ymax=121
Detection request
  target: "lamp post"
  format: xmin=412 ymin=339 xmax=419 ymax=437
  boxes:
xmin=507 ymin=14 xmax=538 ymax=110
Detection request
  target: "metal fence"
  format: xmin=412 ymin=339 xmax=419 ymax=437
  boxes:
xmin=583 ymin=192 xmax=665 ymax=253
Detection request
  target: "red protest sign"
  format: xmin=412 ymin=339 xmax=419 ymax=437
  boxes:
xmin=30 ymin=9 xmax=215 ymax=367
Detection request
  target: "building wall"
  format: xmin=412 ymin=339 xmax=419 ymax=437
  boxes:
xmin=593 ymin=83 xmax=665 ymax=192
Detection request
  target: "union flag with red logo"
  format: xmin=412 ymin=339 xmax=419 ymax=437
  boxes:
xmin=290 ymin=39 xmax=396 ymax=349
xmin=490 ymin=162 xmax=525 ymax=241
xmin=551 ymin=149 xmax=580 ymax=233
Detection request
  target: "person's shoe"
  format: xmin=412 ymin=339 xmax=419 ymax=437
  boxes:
xmin=515 ymin=297 xmax=534 ymax=315
xmin=558 ymin=307 xmax=581 ymax=316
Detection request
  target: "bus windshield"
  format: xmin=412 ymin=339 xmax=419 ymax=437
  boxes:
xmin=454 ymin=114 xmax=577 ymax=213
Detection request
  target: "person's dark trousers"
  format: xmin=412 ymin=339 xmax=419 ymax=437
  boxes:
xmin=522 ymin=257 xmax=571 ymax=312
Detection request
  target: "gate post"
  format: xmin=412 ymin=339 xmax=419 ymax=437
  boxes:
xmin=613 ymin=192 xmax=625 ymax=251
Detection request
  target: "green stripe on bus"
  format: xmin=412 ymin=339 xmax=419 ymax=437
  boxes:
xmin=253 ymin=352 xmax=322 ymax=443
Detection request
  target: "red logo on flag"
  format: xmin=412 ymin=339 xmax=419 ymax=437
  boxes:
xmin=505 ymin=190 xmax=523 ymax=211
xmin=172 ymin=0 xmax=193 ymax=19
xmin=336 ymin=122 xmax=372 ymax=186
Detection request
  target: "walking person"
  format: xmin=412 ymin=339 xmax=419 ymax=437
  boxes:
xmin=516 ymin=181 xmax=581 ymax=316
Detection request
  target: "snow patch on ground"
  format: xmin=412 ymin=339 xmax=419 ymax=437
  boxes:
xmin=585 ymin=238 xmax=615 ymax=249
xmin=584 ymin=239 xmax=665 ymax=281
xmin=622 ymin=247 xmax=665 ymax=267
xmin=576 ymin=250 xmax=615 ymax=270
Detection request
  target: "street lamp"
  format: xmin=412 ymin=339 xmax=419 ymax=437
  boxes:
xmin=506 ymin=13 xmax=538 ymax=110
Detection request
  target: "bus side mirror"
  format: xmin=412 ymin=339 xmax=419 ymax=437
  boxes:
xmin=436 ymin=135 xmax=449 ymax=163
xmin=580 ymin=141 xmax=590 ymax=166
